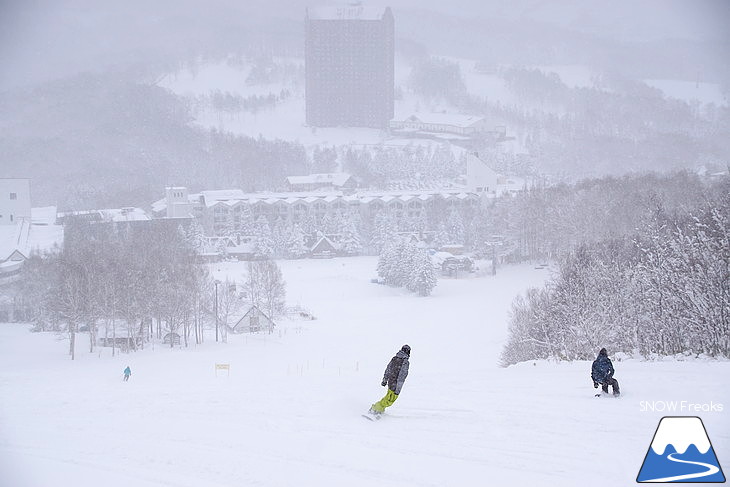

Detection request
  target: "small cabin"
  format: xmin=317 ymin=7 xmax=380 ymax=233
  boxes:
xmin=231 ymin=306 xmax=276 ymax=334
xmin=310 ymin=236 xmax=338 ymax=259
xmin=163 ymin=332 xmax=181 ymax=345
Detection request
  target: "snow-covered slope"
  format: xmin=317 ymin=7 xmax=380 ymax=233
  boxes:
xmin=1 ymin=257 xmax=728 ymax=487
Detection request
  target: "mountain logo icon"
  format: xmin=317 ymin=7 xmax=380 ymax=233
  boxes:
xmin=637 ymin=416 xmax=725 ymax=483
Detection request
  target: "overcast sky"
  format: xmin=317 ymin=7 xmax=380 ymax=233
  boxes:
xmin=1 ymin=0 xmax=728 ymax=90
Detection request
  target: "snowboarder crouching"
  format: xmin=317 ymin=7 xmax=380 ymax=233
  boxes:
xmin=370 ymin=344 xmax=410 ymax=415
xmin=591 ymin=348 xmax=619 ymax=396
xmin=123 ymin=366 xmax=132 ymax=382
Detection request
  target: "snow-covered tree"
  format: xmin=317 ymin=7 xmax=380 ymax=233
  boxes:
xmin=340 ymin=219 xmax=363 ymax=256
xmin=371 ymin=211 xmax=398 ymax=253
xmin=408 ymin=250 xmax=438 ymax=296
xmin=446 ymin=209 xmax=465 ymax=245
xmin=286 ymin=224 xmax=309 ymax=259
xmin=431 ymin=222 xmax=449 ymax=250
xmin=242 ymin=260 xmax=286 ymax=320
xmin=253 ymin=216 xmax=274 ymax=259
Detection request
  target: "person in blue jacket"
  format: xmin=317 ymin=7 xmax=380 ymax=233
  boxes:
xmin=123 ymin=366 xmax=132 ymax=382
xmin=591 ymin=348 xmax=620 ymax=395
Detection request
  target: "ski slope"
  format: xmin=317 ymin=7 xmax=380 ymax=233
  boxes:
xmin=1 ymin=258 xmax=728 ymax=487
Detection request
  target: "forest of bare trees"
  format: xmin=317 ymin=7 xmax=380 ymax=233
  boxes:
xmin=14 ymin=220 xmax=286 ymax=359
xmin=501 ymin=176 xmax=729 ymax=365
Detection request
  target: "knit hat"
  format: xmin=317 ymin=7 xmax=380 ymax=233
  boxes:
xmin=401 ymin=344 xmax=411 ymax=356
xmin=599 ymin=348 xmax=607 ymax=356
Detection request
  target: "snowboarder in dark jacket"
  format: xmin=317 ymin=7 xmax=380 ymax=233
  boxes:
xmin=369 ymin=345 xmax=410 ymax=415
xmin=591 ymin=348 xmax=619 ymax=396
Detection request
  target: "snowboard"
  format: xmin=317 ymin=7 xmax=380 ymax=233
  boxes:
xmin=362 ymin=411 xmax=383 ymax=421
xmin=594 ymin=392 xmax=621 ymax=398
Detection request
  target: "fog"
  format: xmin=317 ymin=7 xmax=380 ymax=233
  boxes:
xmin=2 ymin=0 xmax=728 ymax=90
xmin=1 ymin=3 xmax=729 ymax=486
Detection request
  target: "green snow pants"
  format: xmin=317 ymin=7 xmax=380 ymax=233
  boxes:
xmin=372 ymin=389 xmax=399 ymax=413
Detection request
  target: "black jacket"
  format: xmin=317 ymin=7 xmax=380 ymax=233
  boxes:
xmin=591 ymin=352 xmax=615 ymax=383
xmin=383 ymin=350 xmax=410 ymax=395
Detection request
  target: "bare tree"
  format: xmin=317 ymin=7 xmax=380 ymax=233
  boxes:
xmin=242 ymin=260 xmax=286 ymax=320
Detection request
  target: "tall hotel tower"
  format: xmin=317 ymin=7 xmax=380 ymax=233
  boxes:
xmin=305 ymin=4 xmax=394 ymax=129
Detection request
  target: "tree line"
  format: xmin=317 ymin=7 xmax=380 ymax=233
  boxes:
xmin=15 ymin=220 xmax=286 ymax=359
xmin=501 ymin=178 xmax=729 ymax=365
xmin=377 ymin=240 xmax=438 ymax=297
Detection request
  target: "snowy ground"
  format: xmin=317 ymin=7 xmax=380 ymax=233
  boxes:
xmin=644 ymin=79 xmax=728 ymax=107
xmin=1 ymin=257 xmax=728 ymax=486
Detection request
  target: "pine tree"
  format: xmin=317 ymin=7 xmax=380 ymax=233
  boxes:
xmin=340 ymin=218 xmax=363 ymax=256
xmin=253 ymin=216 xmax=274 ymax=259
xmin=286 ymin=224 xmax=309 ymax=259
xmin=238 ymin=205 xmax=255 ymax=236
xmin=185 ymin=219 xmax=206 ymax=253
xmin=447 ymin=209 xmax=465 ymax=245
xmin=409 ymin=250 xmax=437 ymax=296
xmin=272 ymin=217 xmax=288 ymax=258
xmin=432 ymin=222 xmax=449 ymax=250
xmin=371 ymin=211 xmax=398 ymax=253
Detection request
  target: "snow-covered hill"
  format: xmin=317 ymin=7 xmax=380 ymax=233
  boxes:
xmin=1 ymin=257 xmax=728 ymax=486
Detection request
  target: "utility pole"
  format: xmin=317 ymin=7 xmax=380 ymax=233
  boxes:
xmin=214 ymin=280 xmax=219 ymax=342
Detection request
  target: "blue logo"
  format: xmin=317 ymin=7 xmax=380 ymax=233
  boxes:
xmin=637 ymin=416 xmax=725 ymax=483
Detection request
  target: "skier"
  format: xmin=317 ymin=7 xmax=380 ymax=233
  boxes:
xmin=123 ymin=366 xmax=132 ymax=382
xmin=369 ymin=344 xmax=410 ymax=416
xmin=591 ymin=348 xmax=620 ymax=396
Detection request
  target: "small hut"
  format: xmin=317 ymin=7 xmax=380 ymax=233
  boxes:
xmin=163 ymin=332 xmax=181 ymax=345
xmin=231 ymin=306 xmax=276 ymax=334
xmin=310 ymin=236 xmax=338 ymax=259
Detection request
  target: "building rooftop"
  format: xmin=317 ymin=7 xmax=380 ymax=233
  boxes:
xmin=31 ymin=206 xmax=57 ymax=226
xmin=396 ymin=113 xmax=487 ymax=128
xmin=0 ymin=218 xmax=30 ymax=262
xmin=307 ymin=5 xmax=389 ymax=21
xmin=287 ymin=173 xmax=352 ymax=187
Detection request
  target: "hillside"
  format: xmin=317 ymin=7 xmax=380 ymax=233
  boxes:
xmin=1 ymin=257 xmax=727 ymax=486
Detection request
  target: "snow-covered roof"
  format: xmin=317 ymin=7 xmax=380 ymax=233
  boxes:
xmin=102 ymin=208 xmax=150 ymax=222
xmin=31 ymin=206 xmax=57 ymax=226
xmin=287 ymin=173 xmax=352 ymax=187
xmin=310 ymin=235 xmax=339 ymax=253
xmin=153 ymin=185 xmax=498 ymax=213
xmin=202 ymin=190 xmax=246 ymax=207
xmin=0 ymin=219 xmax=30 ymax=262
xmin=397 ymin=113 xmax=486 ymax=128
xmin=151 ymin=198 xmax=167 ymax=213
xmin=307 ymin=6 xmax=389 ymax=21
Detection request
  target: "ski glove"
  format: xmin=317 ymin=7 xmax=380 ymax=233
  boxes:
xmin=381 ymin=380 xmax=387 ymax=386
xmin=593 ymin=381 xmax=599 ymax=388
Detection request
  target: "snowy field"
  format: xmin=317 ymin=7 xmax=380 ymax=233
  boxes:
xmin=1 ymin=257 xmax=728 ymax=487
xmin=644 ymin=79 xmax=728 ymax=107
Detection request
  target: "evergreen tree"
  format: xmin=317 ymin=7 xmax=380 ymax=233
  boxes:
xmin=371 ymin=211 xmax=398 ymax=253
xmin=238 ymin=205 xmax=255 ymax=236
xmin=447 ymin=209 xmax=465 ymax=245
xmin=272 ymin=217 xmax=288 ymax=258
xmin=409 ymin=250 xmax=438 ymax=296
xmin=340 ymin=218 xmax=363 ymax=256
xmin=185 ymin=219 xmax=206 ymax=253
xmin=286 ymin=223 xmax=309 ymax=259
xmin=253 ymin=216 xmax=274 ymax=259
xmin=432 ymin=222 xmax=449 ymax=250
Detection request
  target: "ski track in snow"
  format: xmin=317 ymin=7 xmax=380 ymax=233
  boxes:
xmin=642 ymin=453 xmax=720 ymax=482
xmin=0 ymin=258 xmax=728 ymax=487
